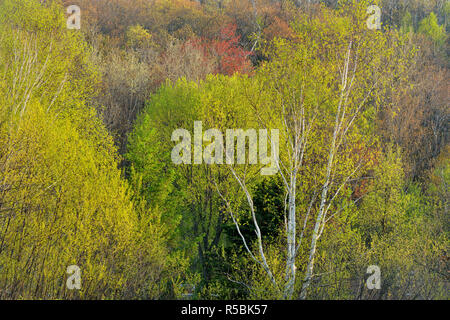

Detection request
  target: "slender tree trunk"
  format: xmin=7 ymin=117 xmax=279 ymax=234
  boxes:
xmin=285 ymin=174 xmax=297 ymax=299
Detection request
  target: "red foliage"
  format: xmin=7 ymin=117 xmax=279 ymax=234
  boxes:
xmin=193 ymin=24 xmax=253 ymax=76
xmin=211 ymin=23 xmax=253 ymax=75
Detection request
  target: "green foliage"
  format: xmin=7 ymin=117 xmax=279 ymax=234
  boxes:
xmin=401 ymin=11 xmax=414 ymax=33
xmin=1 ymin=0 xmax=448 ymax=301
xmin=0 ymin=0 xmax=181 ymax=299
xmin=418 ymin=12 xmax=447 ymax=46
xmin=351 ymin=146 xmax=447 ymax=299
xmin=126 ymin=79 xmax=201 ymax=245
xmin=357 ymin=146 xmax=405 ymax=241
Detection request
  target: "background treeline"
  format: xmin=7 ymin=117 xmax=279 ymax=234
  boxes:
xmin=0 ymin=0 xmax=448 ymax=299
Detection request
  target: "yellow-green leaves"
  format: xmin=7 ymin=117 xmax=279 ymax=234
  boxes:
xmin=0 ymin=0 xmax=174 ymax=299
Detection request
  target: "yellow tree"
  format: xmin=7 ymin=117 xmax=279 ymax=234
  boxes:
xmin=0 ymin=0 xmax=174 ymax=299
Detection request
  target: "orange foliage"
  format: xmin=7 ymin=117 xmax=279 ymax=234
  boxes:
xmin=199 ymin=23 xmax=253 ymax=76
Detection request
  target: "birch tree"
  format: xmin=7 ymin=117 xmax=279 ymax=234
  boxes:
xmin=215 ymin=1 xmax=408 ymax=299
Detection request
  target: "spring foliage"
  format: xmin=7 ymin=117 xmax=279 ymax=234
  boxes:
xmin=0 ymin=0 xmax=448 ymax=300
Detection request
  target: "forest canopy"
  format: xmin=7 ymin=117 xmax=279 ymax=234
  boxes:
xmin=0 ymin=0 xmax=448 ymax=300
